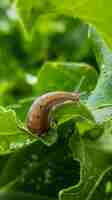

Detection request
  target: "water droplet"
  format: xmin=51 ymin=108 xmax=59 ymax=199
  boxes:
xmin=44 ymin=169 xmax=52 ymax=184
xmin=18 ymin=143 xmax=24 ymax=148
xmin=26 ymin=138 xmax=31 ymax=145
xmin=7 ymin=5 xmax=18 ymax=21
xmin=102 ymin=64 xmax=105 ymax=69
xmin=10 ymin=143 xmax=17 ymax=150
xmin=31 ymin=154 xmax=39 ymax=161
xmin=26 ymin=74 xmax=38 ymax=85
xmin=28 ymin=162 xmax=33 ymax=168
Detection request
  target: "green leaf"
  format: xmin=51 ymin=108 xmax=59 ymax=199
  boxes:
xmin=87 ymin=26 xmax=112 ymax=109
xmin=51 ymin=101 xmax=95 ymax=133
xmin=0 ymin=138 xmax=80 ymax=199
xmin=52 ymin=102 xmax=94 ymax=123
xmin=0 ymin=192 xmax=53 ymax=200
xmin=65 ymin=0 xmax=112 ymax=48
xmin=37 ymin=62 xmax=98 ymax=102
xmin=59 ymin=118 xmax=112 ymax=200
xmin=9 ymin=97 xmax=35 ymax=122
xmin=0 ymin=108 xmax=18 ymax=135
xmin=17 ymin=0 xmax=112 ymax=48
xmin=39 ymin=128 xmax=58 ymax=146
xmin=0 ymin=107 xmax=35 ymax=154
xmin=0 ymin=100 xmax=97 ymax=198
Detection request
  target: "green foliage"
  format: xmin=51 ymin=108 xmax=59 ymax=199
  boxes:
xmin=87 ymin=27 xmax=112 ymax=108
xmin=37 ymin=62 xmax=98 ymax=99
xmin=0 ymin=107 xmax=35 ymax=154
xmin=0 ymin=108 xmax=17 ymax=135
xmin=0 ymin=1 xmax=112 ymax=200
xmin=16 ymin=0 xmax=112 ymax=48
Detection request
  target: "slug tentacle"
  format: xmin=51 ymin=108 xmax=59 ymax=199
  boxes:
xmin=27 ymin=91 xmax=80 ymax=136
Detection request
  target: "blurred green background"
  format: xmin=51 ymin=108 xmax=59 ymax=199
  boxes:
xmin=0 ymin=0 xmax=97 ymax=106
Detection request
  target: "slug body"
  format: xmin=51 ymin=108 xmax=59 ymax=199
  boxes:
xmin=27 ymin=91 xmax=80 ymax=136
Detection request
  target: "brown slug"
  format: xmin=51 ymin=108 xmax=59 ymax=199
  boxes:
xmin=27 ymin=91 xmax=80 ymax=136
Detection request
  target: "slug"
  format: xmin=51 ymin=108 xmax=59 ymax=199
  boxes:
xmin=27 ymin=91 xmax=80 ymax=136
